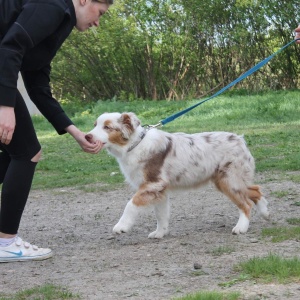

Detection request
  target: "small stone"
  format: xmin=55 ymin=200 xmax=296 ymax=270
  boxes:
xmin=193 ymin=262 xmax=202 ymax=270
xmin=151 ymin=271 xmax=163 ymax=276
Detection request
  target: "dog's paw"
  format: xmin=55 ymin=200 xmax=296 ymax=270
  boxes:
xmin=232 ymin=223 xmax=249 ymax=235
xmin=258 ymin=209 xmax=270 ymax=221
xmin=113 ymin=222 xmax=131 ymax=234
xmin=148 ymin=229 xmax=169 ymax=239
xmin=232 ymin=226 xmax=247 ymax=235
xmin=256 ymin=197 xmax=270 ymax=220
xmin=232 ymin=212 xmax=249 ymax=235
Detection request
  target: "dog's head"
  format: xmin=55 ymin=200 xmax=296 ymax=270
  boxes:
xmin=86 ymin=112 xmax=141 ymax=151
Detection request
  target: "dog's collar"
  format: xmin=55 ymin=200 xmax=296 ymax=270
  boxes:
xmin=127 ymin=128 xmax=147 ymax=152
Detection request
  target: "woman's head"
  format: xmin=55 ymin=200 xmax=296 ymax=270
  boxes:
xmin=73 ymin=0 xmax=114 ymax=32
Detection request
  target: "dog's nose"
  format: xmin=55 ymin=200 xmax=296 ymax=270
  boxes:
xmin=85 ymin=133 xmax=93 ymax=143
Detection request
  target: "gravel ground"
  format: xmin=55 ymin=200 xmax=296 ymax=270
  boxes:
xmin=0 ymin=172 xmax=300 ymax=299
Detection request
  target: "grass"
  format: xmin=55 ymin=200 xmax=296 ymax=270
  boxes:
xmin=261 ymin=226 xmax=300 ymax=242
xmin=218 ymin=254 xmax=300 ymax=288
xmin=271 ymin=190 xmax=290 ymax=198
xmin=237 ymin=253 xmax=300 ymax=284
xmin=286 ymin=218 xmax=300 ymax=225
xmin=0 ymin=284 xmax=79 ymax=300
xmin=31 ymin=89 xmax=300 ymax=189
xmin=173 ymin=291 xmax=241 ymax=300
xmin=209 ymin=245 xmax=235 ymax=256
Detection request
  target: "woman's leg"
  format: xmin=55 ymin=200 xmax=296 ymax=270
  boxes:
xmin=0 ymin=91 xmax=52 ymax=261
xmin=0 ymin=150 xmax=10 ymax=183
xmin=0 ymin=159 xmax=38 ymax=234
xmin=0 ymin=90 xmax=41 ymax=235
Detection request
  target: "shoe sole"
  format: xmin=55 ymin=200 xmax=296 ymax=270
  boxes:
xmin=0 ymin=251 xmax=53 ymax=263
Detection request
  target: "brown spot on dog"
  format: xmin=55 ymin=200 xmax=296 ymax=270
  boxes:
xmin=120 ymin=114 xmax=134 ymax=132
xmin=214 ymin=162 xmax=232 ymax=179
xmin=228 ymin=134 xmax=237 ymax=141
xmin=204 ymin=134 xmax=212 ymax=144
xmin=143 ymin=138 xmax=173 ymax=182
xmin=188 ymin=137 xmax=195 ymax=146
xmin=104 ymin=120 xmax=112 ymax=129
xmin=105 ymin=120 xmax=128 ymax=146
xmin=132 ymin=182 xmax=167 ymax=206
xmin=224 ymin=161 xmax=232 ymax=168
xmin=108 ymin=130 xmax=128 ymax=146
xmin=174 ymin=169 xmax=188 ymax=182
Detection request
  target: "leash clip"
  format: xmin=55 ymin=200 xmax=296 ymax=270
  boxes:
xmin=143 ymin=121 xmax=162 ymax=130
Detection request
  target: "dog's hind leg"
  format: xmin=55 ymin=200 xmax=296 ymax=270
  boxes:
xmin=247 ymin=185 xmax=270 ymax=220
xmin=214 ymin=178 xmax=253 ymax=234
xmin=148 ymin=195 xmax=170 ymax=239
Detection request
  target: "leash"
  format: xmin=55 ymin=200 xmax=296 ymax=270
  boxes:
xmin=149 ymin=38 xmax=299 ymax=128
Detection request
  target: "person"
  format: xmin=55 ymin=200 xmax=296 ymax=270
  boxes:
xmin=0 ymin=0 xmax=113 ymax=262
xmin=295 ymin=25 xmax=300 ymax=43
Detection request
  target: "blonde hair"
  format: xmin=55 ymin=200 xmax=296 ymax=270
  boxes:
xmin=93 ymin=0 xmax=114 ymax=4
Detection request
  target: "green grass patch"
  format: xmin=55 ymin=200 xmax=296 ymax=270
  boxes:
xmin=288 ymin=173 xmax=300 ymax=183
xmin=218 ymin=275 xmax=251 ymax=288
xmin=173 ymin=290 xmax=241 ymax=300
xmin=209 ymin=245 xmax=235 ymax=256
xmin=237 ymin=253 xmax=300 ymax=284
xmin=286 ymin=218 xmax=300 ymax=225
xmin=261 ymin=226 xmax=300 ymax=242
xmin=270 ymin=190 xmax=290 ymax=198
xmin=0 ymin=284 xmax=79 ymax=300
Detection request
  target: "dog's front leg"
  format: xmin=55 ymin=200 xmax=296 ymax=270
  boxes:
xmin=113 ymin=199 xmax=140 ymax=234
xmin=148 ymin=196 xmax=170 ymax=239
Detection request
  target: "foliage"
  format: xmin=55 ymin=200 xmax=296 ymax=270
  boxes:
xmin=51 ymin=0 xmax=300 ymax=102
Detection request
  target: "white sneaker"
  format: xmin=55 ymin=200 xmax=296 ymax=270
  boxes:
xmin=0 ymin=237 xmax=53 ymax=262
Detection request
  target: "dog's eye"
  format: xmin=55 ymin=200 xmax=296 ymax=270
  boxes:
xmin=103 ymin=125 xmax=110 ymax=130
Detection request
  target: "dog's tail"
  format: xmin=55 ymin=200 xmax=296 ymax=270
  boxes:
xmin=247 ymin=185 xmax=270 ymax=220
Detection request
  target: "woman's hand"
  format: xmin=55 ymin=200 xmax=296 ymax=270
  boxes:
xmin=66 ymin=125 xmax=103 ymax=154
xmin=0 ymin=106 xmax=15 ymax=145
xmin=295 ymin=25 xmax=300 ymax=43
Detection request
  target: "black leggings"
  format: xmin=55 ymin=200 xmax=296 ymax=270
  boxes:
xmin=0 ymin=90 xmax=41 ymax=234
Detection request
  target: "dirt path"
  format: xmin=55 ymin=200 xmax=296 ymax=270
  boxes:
xmin=0 ymin=173 xmax=300 ymax=299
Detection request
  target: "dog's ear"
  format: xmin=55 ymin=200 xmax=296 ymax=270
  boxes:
xmin=119 ymin=113 xmax=141 ymax=139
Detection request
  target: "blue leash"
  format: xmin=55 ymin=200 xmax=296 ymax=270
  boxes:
xmin=155 ymin=39 xmax=299 ymax=127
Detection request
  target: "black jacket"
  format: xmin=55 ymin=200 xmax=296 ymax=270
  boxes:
xmin=0 ymin=0 xmax=76 ymax=134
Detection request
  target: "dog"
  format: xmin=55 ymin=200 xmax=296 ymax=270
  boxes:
xmin=86 ymin=112 xmax=269 ymax=238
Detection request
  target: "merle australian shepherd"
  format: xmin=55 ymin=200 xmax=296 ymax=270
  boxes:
xmin=86 ymin=112 xmax=269 ymax=239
